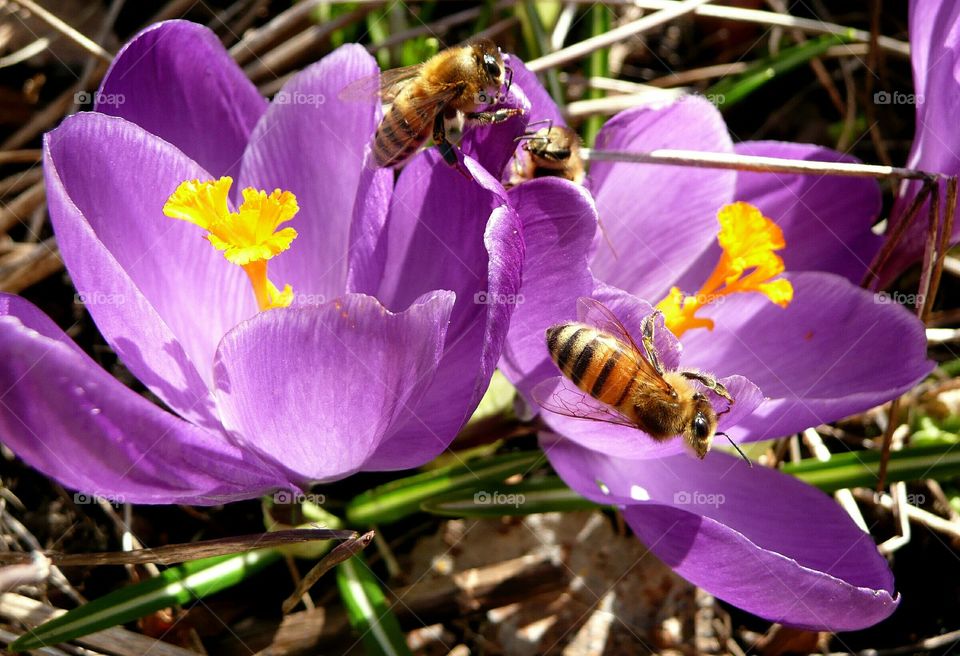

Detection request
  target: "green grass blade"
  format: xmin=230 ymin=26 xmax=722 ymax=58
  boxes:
xmin=707 ymin=31 xmax=854 ymax=110
xmin=422 ymin=477 xmax=601 ymax=517
xmin=346 ymin=451 xmax=543 ymax=525
xmin=583 ymin=4 xmax=609 ymax=145
xmin=337 ymin=555 xmax=411 ymax=656
xmin=782 ymin=441 xmax=960 ymax=493
xmin=10 ymin=549 xmax=281 ymax=651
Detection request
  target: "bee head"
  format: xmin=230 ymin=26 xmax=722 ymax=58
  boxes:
xmin=469 ymin=38 xmax=510 ymax=101
xmin=685 ymin=393 xmax=717 ymax=459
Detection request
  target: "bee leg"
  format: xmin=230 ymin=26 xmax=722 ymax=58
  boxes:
xmin=433 ymin=112 xmax=471 ymax=178
xmin=464 ymin=108 xmax=525 ymax=125
xmin=680 ymin=371 xmax=734 ymax=406
xmin=640 ymin=310 xmax=667 ymax=376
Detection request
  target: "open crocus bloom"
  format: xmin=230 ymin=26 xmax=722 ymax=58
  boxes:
xmin=0 ymin=21 xmax=526 ymax=504
xmin=877 ymin=0 xmax=960 ymax=284
xmin=498 ymin=61 xmax=932 ymax=630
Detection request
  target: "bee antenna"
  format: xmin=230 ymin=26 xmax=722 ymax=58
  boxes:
xmin=716 ymin=432 xmax=752 ymax=468
xmin=504 ymin=66 xmax=514 ymax=94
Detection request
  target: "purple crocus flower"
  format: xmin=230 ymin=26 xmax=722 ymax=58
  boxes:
xmin=877 ymin=0 xmax=960 ymax=284
xmin=498 ymin=62 xmax=932 ymax=630
xmin=0 ymin=21 xmax=524 ymax=504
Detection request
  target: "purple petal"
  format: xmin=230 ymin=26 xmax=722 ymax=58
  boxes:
xmin=546 ymin=440 xmax=897 ymax=631
xmin=540 ymin=372 xmax=760 ymax=460
xmin=588 ymin=98 xmax=736 ymax=301
xmin=97 ymin=20 xmax=267 ymax=180
xmin=44 ymin=113 xmax=253 ymax=426
xmin=213 ymin=292 xmax=454 ymax=483
xmin=878 ymin=1 xmax=960 ymax=284
xmin=0 ymin=294 xmax=285 ymax=505
xmin=680 ymin=272 xmax=933 ymax=441
xmin=364 ymin=154 xmax=523 ymax=469
xmin=677 ymin=141 xmax=881 ymax=290
xmin=499 ymin=178 xmax=597 ymax=399
xmin=239 ymin=45 xmax=384 ymax=301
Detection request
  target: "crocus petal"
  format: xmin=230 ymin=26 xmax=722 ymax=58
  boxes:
xmin=96 ymin=21 xmax=267 ymax=180
xmin=499 ymin=178 xmax=598 ymax=399
xmin=364 ymin=154 xmax=523 ymax=469
xmin=588 ymin=97 xmax=737 ymax=301
xmin=879 ymin=0 xmax=960 ymax=284
xmin=546 ymin=439 xmax=897 ymax=631
xmin=676 ymin=141 xmax=882 ymax=289
xmin=539 ymin=372 xmax=761 ymax=460
xmin=213 ymin=292 xmax=454 ymax=483
xmin=44 ymin=113 xmax=253 ymax=426
xmin=0 ymin=294 xmax=285 ymax=505
xmin=239 ymin=45 xmax=385 ymax=300
xmin=680 ymin=272 xmax=933 ymax=441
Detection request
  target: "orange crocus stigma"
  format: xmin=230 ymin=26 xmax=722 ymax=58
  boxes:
xmin=656 ymin=201 xmax=793 ymax=338
xmin=163 ymin=177 xmax=298 ymax=311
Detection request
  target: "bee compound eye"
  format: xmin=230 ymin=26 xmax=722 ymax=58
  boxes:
xmin=692 ymin=414 xmax=710 ymax=439
xmin=483 ymin=54 xmax=501 ymax=78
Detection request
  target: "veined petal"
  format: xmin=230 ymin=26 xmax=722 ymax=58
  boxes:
xmin=96 ymin=20 xmax=267 ymax=181
xmin=44 ymin=113 xmax=253 ymax=426
xmin=239 ymin=45 xmax=381 ymax=303
xmin=213 ymin=292 xmax=454 ymax=483
xmin=546 ymin=440 xmax=898 ymax=631
xmin=0 ymin=294 xmax=286 ymax=505
xmin=499 ymin=178 xmax=598 ymax=401
xmin=364 ymin=154 xmax=523 ymax=469
xmin=588 ymin=98 xmax=737 ymax=301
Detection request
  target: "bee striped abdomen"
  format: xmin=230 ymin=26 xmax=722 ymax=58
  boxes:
xmin=373 ymin=92 xmax=436 ymax=167
xmin=546 ymin=323 xmax=639 ymax=410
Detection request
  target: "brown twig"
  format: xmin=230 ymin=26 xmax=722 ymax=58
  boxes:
xmin=281 ymin=531 xmax=375 ymax=614
xmin=861 ymin=178 xmax=936 ymax=290
xmin=0 ymin=529 xmax=358 ymax=566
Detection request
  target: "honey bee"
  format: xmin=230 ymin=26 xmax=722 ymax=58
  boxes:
xmin=512 ymin=124 xmax=585 ymax=184
xmin=537 ymin=297 xmax=748 ymax=462
xmin=340 ymin=39 xmax=523 ymax=169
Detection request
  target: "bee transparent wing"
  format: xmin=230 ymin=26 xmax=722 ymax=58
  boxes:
xmin=532 ymin=377 xmax=638 ymax=429
xmin=338 ymin=64 xmax=423 ymax=103
xmin=576 ymin=297 xmax=672 ymax=392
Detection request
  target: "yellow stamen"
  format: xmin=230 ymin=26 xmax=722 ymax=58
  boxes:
xmin=656 ymin=202 xmax=794 ymax=338
xmin=163 ymin=177 xmax=298 ymax=311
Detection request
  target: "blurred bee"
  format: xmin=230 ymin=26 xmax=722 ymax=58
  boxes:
xmin=512 ymin=124 xmax=585 ymax=184
xmin=537 ymin=297 xmax=748 ymax=462
xmin=340 ymin=38 xmax=523 ymax=169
